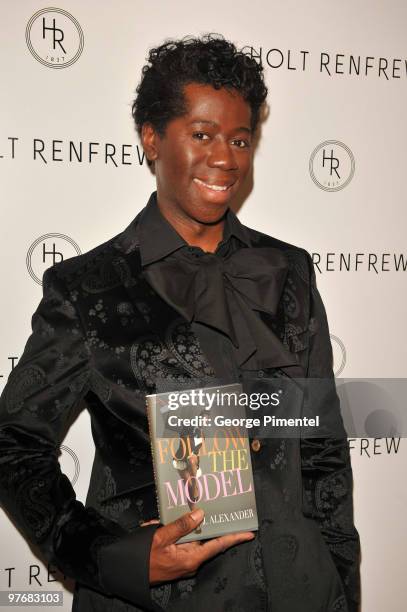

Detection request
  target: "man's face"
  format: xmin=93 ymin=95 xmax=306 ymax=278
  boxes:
xmin=142 ymin=82 xmax=253 ymax=225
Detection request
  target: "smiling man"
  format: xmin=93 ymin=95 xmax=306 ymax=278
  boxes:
xmin=0 ymin=34 xmax=360 ymax=612
xmin=140 ymin=81 xmax=252 ymax=252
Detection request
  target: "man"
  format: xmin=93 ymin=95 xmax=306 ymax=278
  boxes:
xmin=0 ymin=34 xmax=360 ymax=611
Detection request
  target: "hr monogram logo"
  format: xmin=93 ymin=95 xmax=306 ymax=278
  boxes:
xmin=26 ymin=234 xmax=81 ymax=285
xmin=59 ymin=445 xmax=80 ymax=486
xmin=309 ymin=140 xmax=355 ymax=191
xmin=26 ymin=8 xmax=84 ymax=69
xmin=331 ymin=334 xmax=347 ymax=376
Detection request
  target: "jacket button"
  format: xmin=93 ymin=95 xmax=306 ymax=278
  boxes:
xmin=251 ymin=439 xmax=261 ymax=452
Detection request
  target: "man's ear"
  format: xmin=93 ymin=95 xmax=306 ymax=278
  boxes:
xmin=140 ymin=123 xmax=159 ymax=163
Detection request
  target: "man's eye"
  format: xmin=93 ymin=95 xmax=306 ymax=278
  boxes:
xmin=232 ymin=139 xmax=250 ymax=148
xmin=193 ymin=132 xmax=209 ymax=140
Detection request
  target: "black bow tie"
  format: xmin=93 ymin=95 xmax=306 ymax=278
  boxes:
xmin=142 ymin=245 xmax=301 ymax=372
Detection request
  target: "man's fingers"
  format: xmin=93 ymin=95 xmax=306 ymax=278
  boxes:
xmin=159 ymin=509 xmax=204 ymax=545
xmin=197 ymin=531 xmax=255 ymax=563
xmin=140 ymin=519 xmax=160 ymax=527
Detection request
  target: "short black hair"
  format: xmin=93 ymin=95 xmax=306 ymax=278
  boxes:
xmin=131 ymin=33 xmax=268 ymax=140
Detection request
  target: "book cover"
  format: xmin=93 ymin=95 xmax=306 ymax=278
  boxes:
xmin=146 ymin=382 xmax=258 ymax=543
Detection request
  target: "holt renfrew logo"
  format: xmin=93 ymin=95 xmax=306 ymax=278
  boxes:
xmin=26 ymin=7 xmax=84 ymax=68
xmin=309 ymin=140 xmax=355 ymax=191
xmin=0 ymin=137 xmax=146 ymax=166
xmin=312 ymin=251 xmax=407 ymax=273
xmin=26 ymin=234 xmax=81 ymax=285
xmin=243 ymin=46 xmax=407 ymax=81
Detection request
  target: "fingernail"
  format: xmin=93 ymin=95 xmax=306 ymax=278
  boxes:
xmin=190 ymin=509 xmax=204 ymax=522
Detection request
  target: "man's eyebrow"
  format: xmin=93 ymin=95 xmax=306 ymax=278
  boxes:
xmin=188 ymin=119 xmax=252 ymax=134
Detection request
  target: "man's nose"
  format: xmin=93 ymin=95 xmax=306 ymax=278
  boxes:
xmin=207 ymin=138 xmax=238 ymax=170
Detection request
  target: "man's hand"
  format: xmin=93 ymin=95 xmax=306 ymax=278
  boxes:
xmin=141 ymin=509 xmax=255 ymax=585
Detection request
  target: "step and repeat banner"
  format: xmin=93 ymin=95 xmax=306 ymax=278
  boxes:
xmin=1 ymin=1 xmax=406 ymax=610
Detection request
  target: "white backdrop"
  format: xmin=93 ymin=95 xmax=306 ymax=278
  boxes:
xmin=1 ymin=1 xmax=406 ymax=610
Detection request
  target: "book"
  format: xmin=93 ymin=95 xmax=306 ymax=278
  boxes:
xmin=146 ymin=381 xmax=258 ymax=543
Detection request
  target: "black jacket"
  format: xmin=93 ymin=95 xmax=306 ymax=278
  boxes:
xmin=0 ymin=193 xmax=360 ymax=611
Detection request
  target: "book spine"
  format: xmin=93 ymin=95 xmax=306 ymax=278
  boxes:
xmin=145 ymin=396 xmax=163 ymax=525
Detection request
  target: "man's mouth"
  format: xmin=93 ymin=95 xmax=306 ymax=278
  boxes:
xmin=193 ymin=178 xmax=235 ymax=192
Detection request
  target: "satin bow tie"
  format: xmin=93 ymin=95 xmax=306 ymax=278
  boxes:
xmin=142 ymin=246 xmax=301 ymax=372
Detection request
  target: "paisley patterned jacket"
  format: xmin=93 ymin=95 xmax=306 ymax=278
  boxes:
xmin=0 ymin=195 xmax=360 ymax=612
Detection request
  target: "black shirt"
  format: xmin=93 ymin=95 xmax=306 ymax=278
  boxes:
xmin=136 ymin=191 xmax=296 ymax=383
